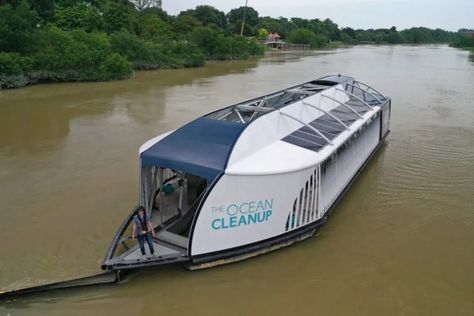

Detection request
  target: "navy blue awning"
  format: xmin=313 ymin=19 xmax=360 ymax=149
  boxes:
xmin=141 ymin=117 xmax=246 ymax=182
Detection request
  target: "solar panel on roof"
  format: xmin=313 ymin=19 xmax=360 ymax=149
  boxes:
xmin=293 ymin=130 xmax=327 ymax=144
xmin=281 ymin=103 xmax=367 ymax=152
xmin=309 ymin=121 xmax=344 ymax=134
xmin=282 ymin=134 xmax=324 ymax=151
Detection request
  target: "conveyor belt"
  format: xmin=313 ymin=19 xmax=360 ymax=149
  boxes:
xmin=0 ymin=271 xmax=121 ymax=300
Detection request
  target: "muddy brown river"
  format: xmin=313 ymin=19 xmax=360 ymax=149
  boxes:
xmin=0 ymin=45 xmax=473 ymax=315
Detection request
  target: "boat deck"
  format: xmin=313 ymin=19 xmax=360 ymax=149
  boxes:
xmin=111 ymin=237 xmax=187 ymax=267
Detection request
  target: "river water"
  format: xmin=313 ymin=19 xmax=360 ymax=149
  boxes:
xmin=0 ymin=45 xmax=473 ymax=315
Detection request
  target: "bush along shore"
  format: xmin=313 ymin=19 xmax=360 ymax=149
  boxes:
xmin=0 ymin=1 xmax=471 ymax=89
xmin=0 ymin=1 xmax=264 ymax=89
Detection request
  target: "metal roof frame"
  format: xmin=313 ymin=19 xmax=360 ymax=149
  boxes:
xmin=353 ymin=80 xmax=386 ymax=100
xmin=345 ymin=83 xmax=383 ymax=104
xmin=335 ymin=88 xmax=373 ymax=110
xmin=320 ymin=94 xmax=364 ymax=119
xmin=302 ymin=101 xmax=350 ymax=130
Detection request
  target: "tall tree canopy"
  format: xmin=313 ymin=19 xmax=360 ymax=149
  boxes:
xmin=179 ymin=5 xmax=226 ymax=28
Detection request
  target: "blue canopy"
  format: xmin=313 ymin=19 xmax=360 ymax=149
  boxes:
xmin=141 ymin=117 xmax=246 ymax=182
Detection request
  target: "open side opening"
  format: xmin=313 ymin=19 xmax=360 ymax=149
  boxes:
xmin=102 ymin=167 xmax=208 ymax=270
xmin=145 ymin=167 xmax=208 ymax=250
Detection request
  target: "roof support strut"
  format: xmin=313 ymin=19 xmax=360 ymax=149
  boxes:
xmin=279 ymin=111 xmax=333 ymax=145
xmin=335 ymin=88 xmax=373 ymax=110
xmin=302 ymin=101 xmax=350 ymax=130
xmin=345 ymin=83 xmax=382 ymax=104
xmin=353 ymin=80 xmax=386 ymax=100
xmin=234 ymin=109 xmax=245 ymax=123
xmin=320 ymin=94 xmax=364 ymax=119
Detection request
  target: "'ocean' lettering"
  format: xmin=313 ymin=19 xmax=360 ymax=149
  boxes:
xmin=211 ymin=199 xmax=273 ymax=230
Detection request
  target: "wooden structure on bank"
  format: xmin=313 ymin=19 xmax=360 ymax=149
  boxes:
xmin=265 ymin=41 xmax=310 ymax=51
xmin=257 ymin=32 xmax=310 ymax=51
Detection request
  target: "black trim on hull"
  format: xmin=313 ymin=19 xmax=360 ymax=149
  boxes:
xmin=188 ymin=131 xmax=390 ymax=267
xmin=108 ymin=256 xmax=189 ymax=271
xmin=190 ymin=217 xmax=326 ymax=265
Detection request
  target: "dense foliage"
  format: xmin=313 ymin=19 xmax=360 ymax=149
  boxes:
xmin=450 ymin=31 xmax=474 ymax=49
xmin=0 ymin=1 xmax=469 ymax=89
xmin=0 ymin=1 xmax=263 ymax=88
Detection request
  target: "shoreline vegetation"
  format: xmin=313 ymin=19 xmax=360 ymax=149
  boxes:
xmin=0 ymin=1 xmax=473 ymax=90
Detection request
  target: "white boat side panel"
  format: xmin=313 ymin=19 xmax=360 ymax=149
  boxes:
xmin=319 ymin=115 xmax=381 ymax=214
xmin=191 ymin=168 xmax=317 ymax=256
xmin=139 ymin=130 xmax=175 ymax=154
xmin=226 ymin=141 xmax=318 ymax=175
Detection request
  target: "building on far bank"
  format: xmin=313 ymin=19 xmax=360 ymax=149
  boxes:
xmin=258 ymin=32 xmax=309 ymax=51
xmin=266 ymin=32 xmax=282 ymax=42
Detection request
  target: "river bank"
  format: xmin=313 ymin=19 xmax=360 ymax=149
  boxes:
xmin=0 ymin=27 xmax=264 ymax=90
xmin=2 ymin=40 xmax=464 ymax=91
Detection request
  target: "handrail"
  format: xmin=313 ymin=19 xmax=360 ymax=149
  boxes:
xmin=102 ymin=205 xmax=141 ymax=268
xmin=301 ymin=101 xmax=350 ymax=130
xmin=279 ymin=111 xmax=333 ymax=145
xmin=335 ymin=88 xmax=373 ymax=110
xmin=353 ymin=80 xmax=385 ymax=100
xmin=320 ymin=94 xmax=364 ymax=118
xmin=344 ymin=83 xmax=383 ymax=104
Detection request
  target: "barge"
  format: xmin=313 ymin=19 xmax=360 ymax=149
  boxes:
xmin=102 ymin=74 xmax=391 ymax=271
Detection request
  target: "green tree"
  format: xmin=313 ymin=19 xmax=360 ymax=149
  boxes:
xmin=110 ymin=30 xmax=205 ymax=69
xmin=173 ymin=15 xmax=202 ymax=35
xmin=451 ymin=34 xmax=474 ymax=48
xmin=28 ymin=0 xmax=55 ymax=20
xmin=102 ymin=1 xmax=138 ymax=34
xmin=227 ymin=6 xmax=259 ymax=35
xmin=189 ymin=26 xmax=220 ymax=56
xmin=0 ymin=52 xmax=32 ymax=75
xmin=258 ymin=28 xmax=269 ymax=39
xmin=322 ymin=18 xmax=340 ymax=41
xmin=258 ymin=16 xmax=294 ymax=39
xmin=342 ymin=27 xmax=356 ymax=39
xmin=53 ymin=2 xmax=103 ymax=32
xmin=33 ymin=26 xmax=132 ymax=81
xmin=387 ymin=29 xmax=404 ymax=44
xmin=138 ymin=11 xmax=172 ymax=41
xmin=179 ymin=5 xmax=226 ymax=28
xmin=288 ymin=28 xmax=327 ymax=48
xmin=129 ymin=0 xmax=161 ymax=13
xmin=0 ymin=0 xmax=38 ymax=53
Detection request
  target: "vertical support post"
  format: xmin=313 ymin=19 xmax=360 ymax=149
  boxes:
xmin=240 ymin=0 xmax=248 ymax=36
xmin=158 ymin=168 xmax=163 ymax=224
